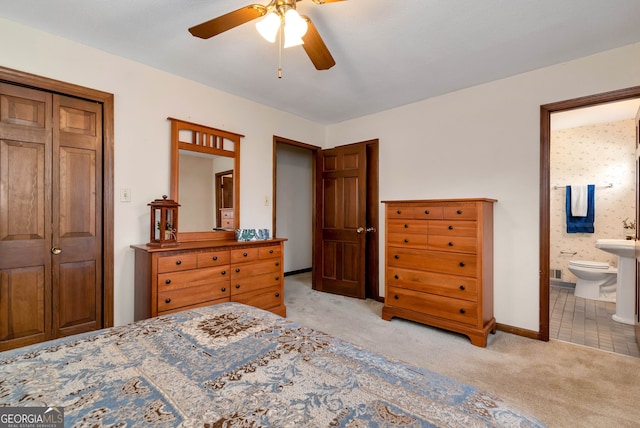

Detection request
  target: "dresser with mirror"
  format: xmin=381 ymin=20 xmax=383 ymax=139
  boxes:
xmin=132 ymin=118 xmax=286 ymax=320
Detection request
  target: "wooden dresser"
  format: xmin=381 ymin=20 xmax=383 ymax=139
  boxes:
xmin=219 ymin=208 xmax=234 ymax=228
xmin=131 ymin=239 xmax=286 ymax=321
xmin=382 ymin=199 xmax=496 ymax=347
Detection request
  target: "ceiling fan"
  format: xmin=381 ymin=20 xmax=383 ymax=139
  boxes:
xmin=189 ymin=0 xmax=345 ymax=71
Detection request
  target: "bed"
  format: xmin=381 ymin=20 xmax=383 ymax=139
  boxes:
xmin=0 ymin=302 xmax=545 ymax=427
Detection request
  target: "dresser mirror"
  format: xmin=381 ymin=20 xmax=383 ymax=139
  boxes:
xmin=168 ymin=117 xmax=242 ymax=241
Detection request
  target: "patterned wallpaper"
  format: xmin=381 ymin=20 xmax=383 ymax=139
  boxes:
xmin=550 ymin=119 xmax=636 ymax=283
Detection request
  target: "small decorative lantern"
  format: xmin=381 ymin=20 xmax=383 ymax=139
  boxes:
xmin=148 ymin=195 xmax=180 ymax=247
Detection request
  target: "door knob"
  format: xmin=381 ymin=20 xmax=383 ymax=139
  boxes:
xmin=51 ymin=247 xmax=62 ymax=255
xmin=356 ymin=227 xmax=365 ymax=234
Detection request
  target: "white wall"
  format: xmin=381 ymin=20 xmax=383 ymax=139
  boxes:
xmin=0 ymin=17 xmax=326 ymax=326
xmin=3 ymin=16 xmax=640 ymax=332
xmin=326 ymin=42 xmax=640 ymax=330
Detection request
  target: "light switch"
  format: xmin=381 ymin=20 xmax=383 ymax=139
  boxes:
xmin=120 ymin=188 xmax=131 ymax=202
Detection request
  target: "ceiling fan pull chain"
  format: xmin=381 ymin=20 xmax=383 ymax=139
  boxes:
xmin=278 ymin=21 xmax=283 ymax=78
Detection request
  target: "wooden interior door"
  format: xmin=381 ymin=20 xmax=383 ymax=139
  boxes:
xmin=0 ymin=84 xmax=104 ymax=350
xmin=314 ymin=143 xmax=367 ymax=298
xmin=635 ymin=103 xmax=640 ymax=347
xmin=52 ymin=94 xmax=103 ymax=338
xmin=0 ymin=83 xmax=53 ymax=350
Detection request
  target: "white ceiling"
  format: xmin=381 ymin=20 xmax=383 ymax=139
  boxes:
xmin=2 ymin=0 xmax=640 ymax=125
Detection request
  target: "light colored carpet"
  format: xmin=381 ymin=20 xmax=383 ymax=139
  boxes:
xmin=284 ymin=272 xmax=640 ymax=428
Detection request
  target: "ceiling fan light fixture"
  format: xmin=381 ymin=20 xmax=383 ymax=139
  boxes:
xmin=256 ymin=11 xmax=280 ymax=43
xmin=283 ymin=8 xmax=308 ymax=47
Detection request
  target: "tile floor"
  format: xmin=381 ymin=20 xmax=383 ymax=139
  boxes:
xmin=550 ymin=284 xmax=640 ymax=357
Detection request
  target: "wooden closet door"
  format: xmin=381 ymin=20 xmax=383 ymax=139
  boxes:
xmin=52 ymin=95 xmax=103 ymax=338
xmin=0 ymin=83 xmax=53 ymax=350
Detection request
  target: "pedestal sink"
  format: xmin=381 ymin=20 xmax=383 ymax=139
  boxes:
xmin=595 ymin=239 xmax=636 ymax=325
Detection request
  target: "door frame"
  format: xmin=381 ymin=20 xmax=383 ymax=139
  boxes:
xmin=0 ymin=66 xmax=115 ymax=327
xmin=539 ymin=85 xmax=640 ymax=341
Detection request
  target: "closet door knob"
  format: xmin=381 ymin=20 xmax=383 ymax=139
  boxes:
xmin=51 ymin=247 xmax=62 ymax=255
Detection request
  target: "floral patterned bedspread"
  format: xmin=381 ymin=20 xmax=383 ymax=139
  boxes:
xmin=0 ymin=303 xmax=545 ymax=427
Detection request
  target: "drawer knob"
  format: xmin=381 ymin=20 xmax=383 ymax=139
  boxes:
xmin=457 ymin=210 xmax=462 ymax=215
xmin=448 ymin=242 xmax=453 ymax=246
xmin=396 ymin=210 xmax=401 ymax=214
xmin=221 ymin=270 xmax=226 ymax=275
xmin=459 ymin=262 xmax=465 ymax=267
xmin=275 ymin=292 xmax=280 ymax=298
xmin=394 ymin=274 xmax=399 ymax=279
xmin=275 ymin=262 xmax=280 ymax=266
xmin=404 ymin=224 xmax=408 ymax=229
xmin=424 ymin=210 xmax=429 ymax=214
xmin=236 ymin=268 xmax=240 ymax=273
xmin=394 ymin=255 xmax=400 ymax=259
xmin=243 ymin=252 xmax=248 ymax=257
xmin=221 ymin=287 xmax=226 ymax=292
xmin=448 ymin=225 xmax=453 ymax=230
xmin=394 ymin=294 xmax=399 ymax=300
xmin=404 ymin=239 xmax=409 ymax=243
xmin=176 ymin=260 xmax=182 ymax=265
xmin=236 ymin=284 xmax=240 ymax=289
xmin=213 ymin=256 xmax=218 ymax=261
xmin=165 ymin=298 xmax=171 ymax=304
xmin=459 ymin=285 xmax=466 ymax=290
xmin=459 ymin=308 xmax=466 ymax=314
xmin=165 ymin=279 xmax=171 ymax=285
xmin=275 ymin=276 xmax=280 ymax=280
xmin=269 ymin=249 xmax=274 ymax=254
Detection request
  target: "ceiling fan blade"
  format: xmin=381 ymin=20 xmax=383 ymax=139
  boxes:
xmin=310 ymin=0 xmax=346 ymax=4
xmin=301 ymin=16 xmax=336 ymax=70
xmin=189 ymin=5 xmax=267 ymax=39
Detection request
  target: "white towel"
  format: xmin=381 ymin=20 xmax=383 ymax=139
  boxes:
xmin=571 ymin=185 xmax=588 ymax=217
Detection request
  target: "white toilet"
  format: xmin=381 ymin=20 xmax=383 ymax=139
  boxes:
xmin=568 ymin=260 xmax=617 ymax=302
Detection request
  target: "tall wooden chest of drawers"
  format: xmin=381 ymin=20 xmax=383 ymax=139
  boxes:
xmin=382 ymin=199 xmax=496 ymax=347
xmin=132 ymin=239 xmax=286 ymax=321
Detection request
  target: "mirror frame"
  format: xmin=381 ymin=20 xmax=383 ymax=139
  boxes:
xmin=168 ymin=117 xmax=242 ymax=241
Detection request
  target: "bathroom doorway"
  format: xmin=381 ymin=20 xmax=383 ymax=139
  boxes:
xmin=540 ymin=88 xmax=640 ymax=357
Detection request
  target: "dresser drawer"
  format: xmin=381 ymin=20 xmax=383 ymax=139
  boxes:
xmin=158 ymin=266 xmax=229 ymax=292
xmin=232 ymin=284 xmax=283 ymax=310
xmin=388 ymin=248 xmax=477 ymax=277
xmin=388 ymin=219 xmax=427 ymax=234
xmin=158 ymin=283 xmax=230 ymax=312
xmin=157 ymin=253 xmax=198 ymax=273
xmin=197 ymin=250 xmax=230 ymax=267
xmin=231 ymin=272 xmax=282 ymax=296
xmin=428 ymin=220 xmax=477 ymax=237
xmin=387 ymin=233 xmax=428 ymax=248
xmin=387 ymin=206 xmax=415 ymax=219
xmin=231 ymin=247 xmax=259 ymax=263
xmin=258 ymin=245 xmax=281 ymax=259
xmin=427 ymin=235 xmax=477 ymax=253
xmin=443 ymin=206 xmax=477 ymax=220
xmin=413 ymin=206 xmax=443 ymax=219
xmin=387 ymin=267 xmax=478 ymax=301
xmin=386 ymin=285 xmax=478 ymax=326
xmin=231 ymin=259 xmax=281 ymax=279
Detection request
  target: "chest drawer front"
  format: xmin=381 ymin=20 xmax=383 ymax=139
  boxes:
xmin=231 ymin=247 xmax=259 ymax=263
xmin=386 ymin=206 xmax=415 ymax=219
xmin=197 ymin=250 xmax=230 ymax=267
xmin=443 ymin=206 xmax=477 ymax=220
xmin=232 ymin=284 xmax=282 ymax=310
xmin=231 ymin=259 xmax=280 ymax=279
xmin=158 ymin=283 xmax=229 ymax=313
xmin=158 ymin=266 xmax=229 ymax=292
xmin=387 ymin=267 xmax=478 ymax=301
xmin=428 ymin=220 xmax=477 ymax=237
xmin=157 ymin=253 xmax=198 ymax=273
xmin=427 ymin=235 xmax=477 ymax=253
xmin=388 ymin=248 xmax=477 ymax=277
xmin=387 ymin=233 xmax=428 ymax=249
xmin=258 ymin=245 xmax=281 ymax=260
xmin=386 ymin=285 xmax=478 ymax=326
xmin=388 ymin=219 xmax=427 ymax=234
xmin=413 ymin=206 xmax=443 ymax=220
xmin=231 ymin=271 xmax=281 ymax=296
